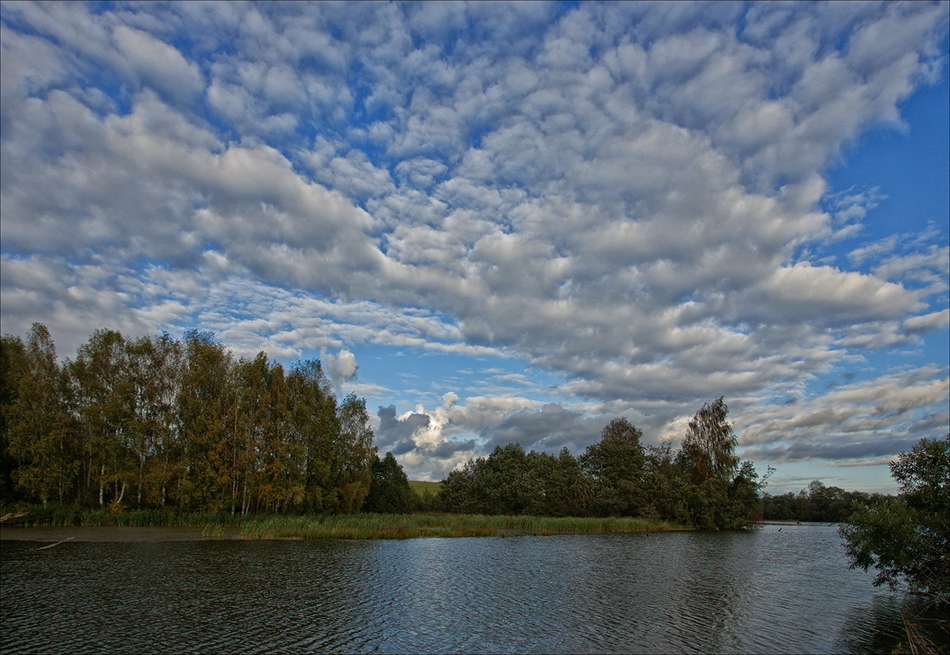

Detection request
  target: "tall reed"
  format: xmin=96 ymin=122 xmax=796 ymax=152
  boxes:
xmin=236 ymin=513 xmax=687 ymax=540
xmin=7 ymin=504 xmax=687 ymax=539
xmin=12 ymin=505 xmax=246 ymax=528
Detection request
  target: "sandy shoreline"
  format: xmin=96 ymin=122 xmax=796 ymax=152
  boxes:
xmin=0 ymin=526 xmax=244 ymax=542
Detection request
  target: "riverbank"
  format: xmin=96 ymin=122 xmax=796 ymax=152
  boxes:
xmin=1 ymin=512 xmax=688 ymax=541
xmin=237 ymin=513 xmax=689 ymax=539
xmin=0 ymin=525 xmax=243 ymax=542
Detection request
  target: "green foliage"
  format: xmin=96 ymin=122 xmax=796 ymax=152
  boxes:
xmin=334 ymin=394 xmax=376 ymax=512
xmin=727 ymin=461 xmax=763 ymax=527
xmin=840 ymin=436 xmax=950 ymax=600
xmin=675 ymin=398 xmax=760 ymax=529
xmin=0 ymin=324 xmax=378 ymax=517
xmin=287 ymin=358 xmax=340 ymax=513
xmin=544 ymin=447 xmax=596 ymax=517
xmin=12 ymin=504 xmax=244 ymax=528
xmin=409 ymin=481 xmax=442 ymax=512
xmin=439 ymin=398 xmax=763 ymax=529
xmin=580 ymin=418 xmax=646 ymax=516
xmin=236 ymin=512 xmax=686 ymax=540
xmin=4 ymin=324 xmax=78 ymax=505
xmin=677 ymin=396 xmax=738 ymax=485
xmin=1 ymin=323 xmax=766 ymax=531
xmin=762 ymin=481 xmax=884 ymax=522
xmin=69 ymin=328 xmax=138 ymax=508
xmin=363 ymin=452 xmax=418 ymax=513
xmin=0 ymin=336 xmax=21 ymax=503
xmin=891 ymin=436 xmax=949 ymax=517
xmin=439 ymin=443 xmax=535 ymax=515
xmin=639 ymin=443 xmax=691 ymax=524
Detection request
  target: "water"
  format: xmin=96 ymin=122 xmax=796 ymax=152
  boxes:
xmin=0 ymin=524 xmax=940 ymax=654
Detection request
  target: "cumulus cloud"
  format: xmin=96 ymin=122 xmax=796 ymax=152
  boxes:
xmin=324 ymin=348 xmax=358 ymax=391
xmin=374 ymin=394 xmax=479 ymax=480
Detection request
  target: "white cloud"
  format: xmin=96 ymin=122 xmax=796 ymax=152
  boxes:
xmin=737 ymin=367 xmax=949 ymax=462
xmin=324 ymin=348 xmax=358 ymax=391
xmin=904 ymin=309 xmax=950 ymax=335
xmin=1 ymin=1 xmax=947 ymax=482
xmin=112 ymin=24 xmax=203 ymax=105
xmin=760 ymin=263 xmax=921 ymax=323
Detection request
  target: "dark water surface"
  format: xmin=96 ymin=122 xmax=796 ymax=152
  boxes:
xmin=0 ymin=524 xmax=938 ymax=654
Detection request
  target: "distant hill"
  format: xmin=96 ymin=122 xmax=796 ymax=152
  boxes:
xmin=409 ymin=480 xmax=441 ymax=497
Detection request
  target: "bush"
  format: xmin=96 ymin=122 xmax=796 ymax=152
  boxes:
xmin=840 ymin=436 xmax=949 ymax=600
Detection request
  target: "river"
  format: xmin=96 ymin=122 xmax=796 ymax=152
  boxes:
xmin=0 ymin=523 xmax=941 ymax=654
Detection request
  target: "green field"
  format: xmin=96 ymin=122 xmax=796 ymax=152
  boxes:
xmin=408 ymin=480 xmax=442 ymax=497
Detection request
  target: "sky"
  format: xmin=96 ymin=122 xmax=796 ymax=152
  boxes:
xmin=1 ymin=1 xmax=948 ymax=493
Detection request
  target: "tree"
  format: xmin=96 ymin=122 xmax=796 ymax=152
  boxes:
xmin=485 ymin=443 xmax=539 ymax=514
xmin=176 ymin=330 xmax=237 ymax=511
xmin=541 ymin=447 xmax=595 ymax=517
xmin=123 ymin=334 xmax=184 ymax=508
xmin=0 ymin=336 xmax=23 ymax=503
xmin=69 ymin=329 xmax=138 ymax=508
xmin=363 ymin=452 xmax=417 ymax=513
xmin=5 ymin=325 xmax=78 ymax=504
xmin=580 ymin=418 xmax=646 ymax=516
xmin=335 ymin=394 xmax=376 ymax=513
xmin=438 ymin=462 xmax=482 ymax=514
xmin=726 ymin=460 xmax=763 ymax=526
xmin=676 ymin=398 xmax=761 ymax=529
xmin=234 ymin=353 xmax=298 ymax=514
xmin=438 ymin=444 xmax=550 ymax=516
xmin=287 ymin=359 xmax=339 ymax=513
xmin=640 ymin=443 xmax=691 ymax=523
xmin=677 ymin=397 xmax=738 ymax=485
xmin=2 ymin=324 xmax=387 ymax=517
xmin=460 ymin=443 xmax=532 ymax=515
xmin=798 ymin=480 xmax=854 ymax=522
xmin=840 ymin=436 xmax=950 ymax=600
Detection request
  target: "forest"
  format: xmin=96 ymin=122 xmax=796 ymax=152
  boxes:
xmin=760 ymin=481 xmax=888 ymax=523
xmin=1 ymin=323 xmax=767 ymax=529
xmin=0 ymin=324 xmax=375 ymax=515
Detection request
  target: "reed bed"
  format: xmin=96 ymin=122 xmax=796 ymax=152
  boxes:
xmin=236 ymin=513 xmax=687 ymax=540
xmin=5 ymin=505 xmax=688 ymax=539
xmin=8 ymin=505 xmax=246 ymax=528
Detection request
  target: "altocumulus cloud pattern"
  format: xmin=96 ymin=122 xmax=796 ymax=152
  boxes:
xmin=1 ymin=2 xmax=948 ymax=489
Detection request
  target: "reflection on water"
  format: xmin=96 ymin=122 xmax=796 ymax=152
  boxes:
xmin=1 ymin=524 xmax=943 ymax=654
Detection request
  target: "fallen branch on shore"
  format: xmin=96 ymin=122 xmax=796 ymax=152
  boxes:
xmin=35 ymin=537 xmax=74 ymax=550
xmin=1 ymin=512 xmax=28 ymax=523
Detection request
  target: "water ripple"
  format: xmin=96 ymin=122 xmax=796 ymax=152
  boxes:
xmin=2 ymin=526 xmax=930 ymax=654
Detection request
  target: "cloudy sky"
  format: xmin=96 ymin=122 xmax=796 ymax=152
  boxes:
xmin=2 ymin=1 xmax=948 ymax=493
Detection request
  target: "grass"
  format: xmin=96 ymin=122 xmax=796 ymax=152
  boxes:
xmin=3 ymin=505 xmax=247 ymax=529
xmin=236 ymin=513 xmax=688 ymax=540
xmin=408 ymin=480 xmax=441 ymax=496
xmin=3 ymin=503 xmax=689 ymax=540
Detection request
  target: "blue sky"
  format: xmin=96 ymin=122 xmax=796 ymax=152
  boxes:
xmin=2 ymin=1 xmax=947 ymax=492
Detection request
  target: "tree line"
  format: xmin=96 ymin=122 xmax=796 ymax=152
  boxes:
xmin=2 ymin=323 xmax=783 ymax=530
xmin=1 ymin=323 xmax=378 ymax=514
xmin=0 ymin=325 xmax=763 ymax=528
xmin=761 ymin=480 xmax=887 ymax=523
xmin=437 ymin=397 xmax=764 ymax=529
